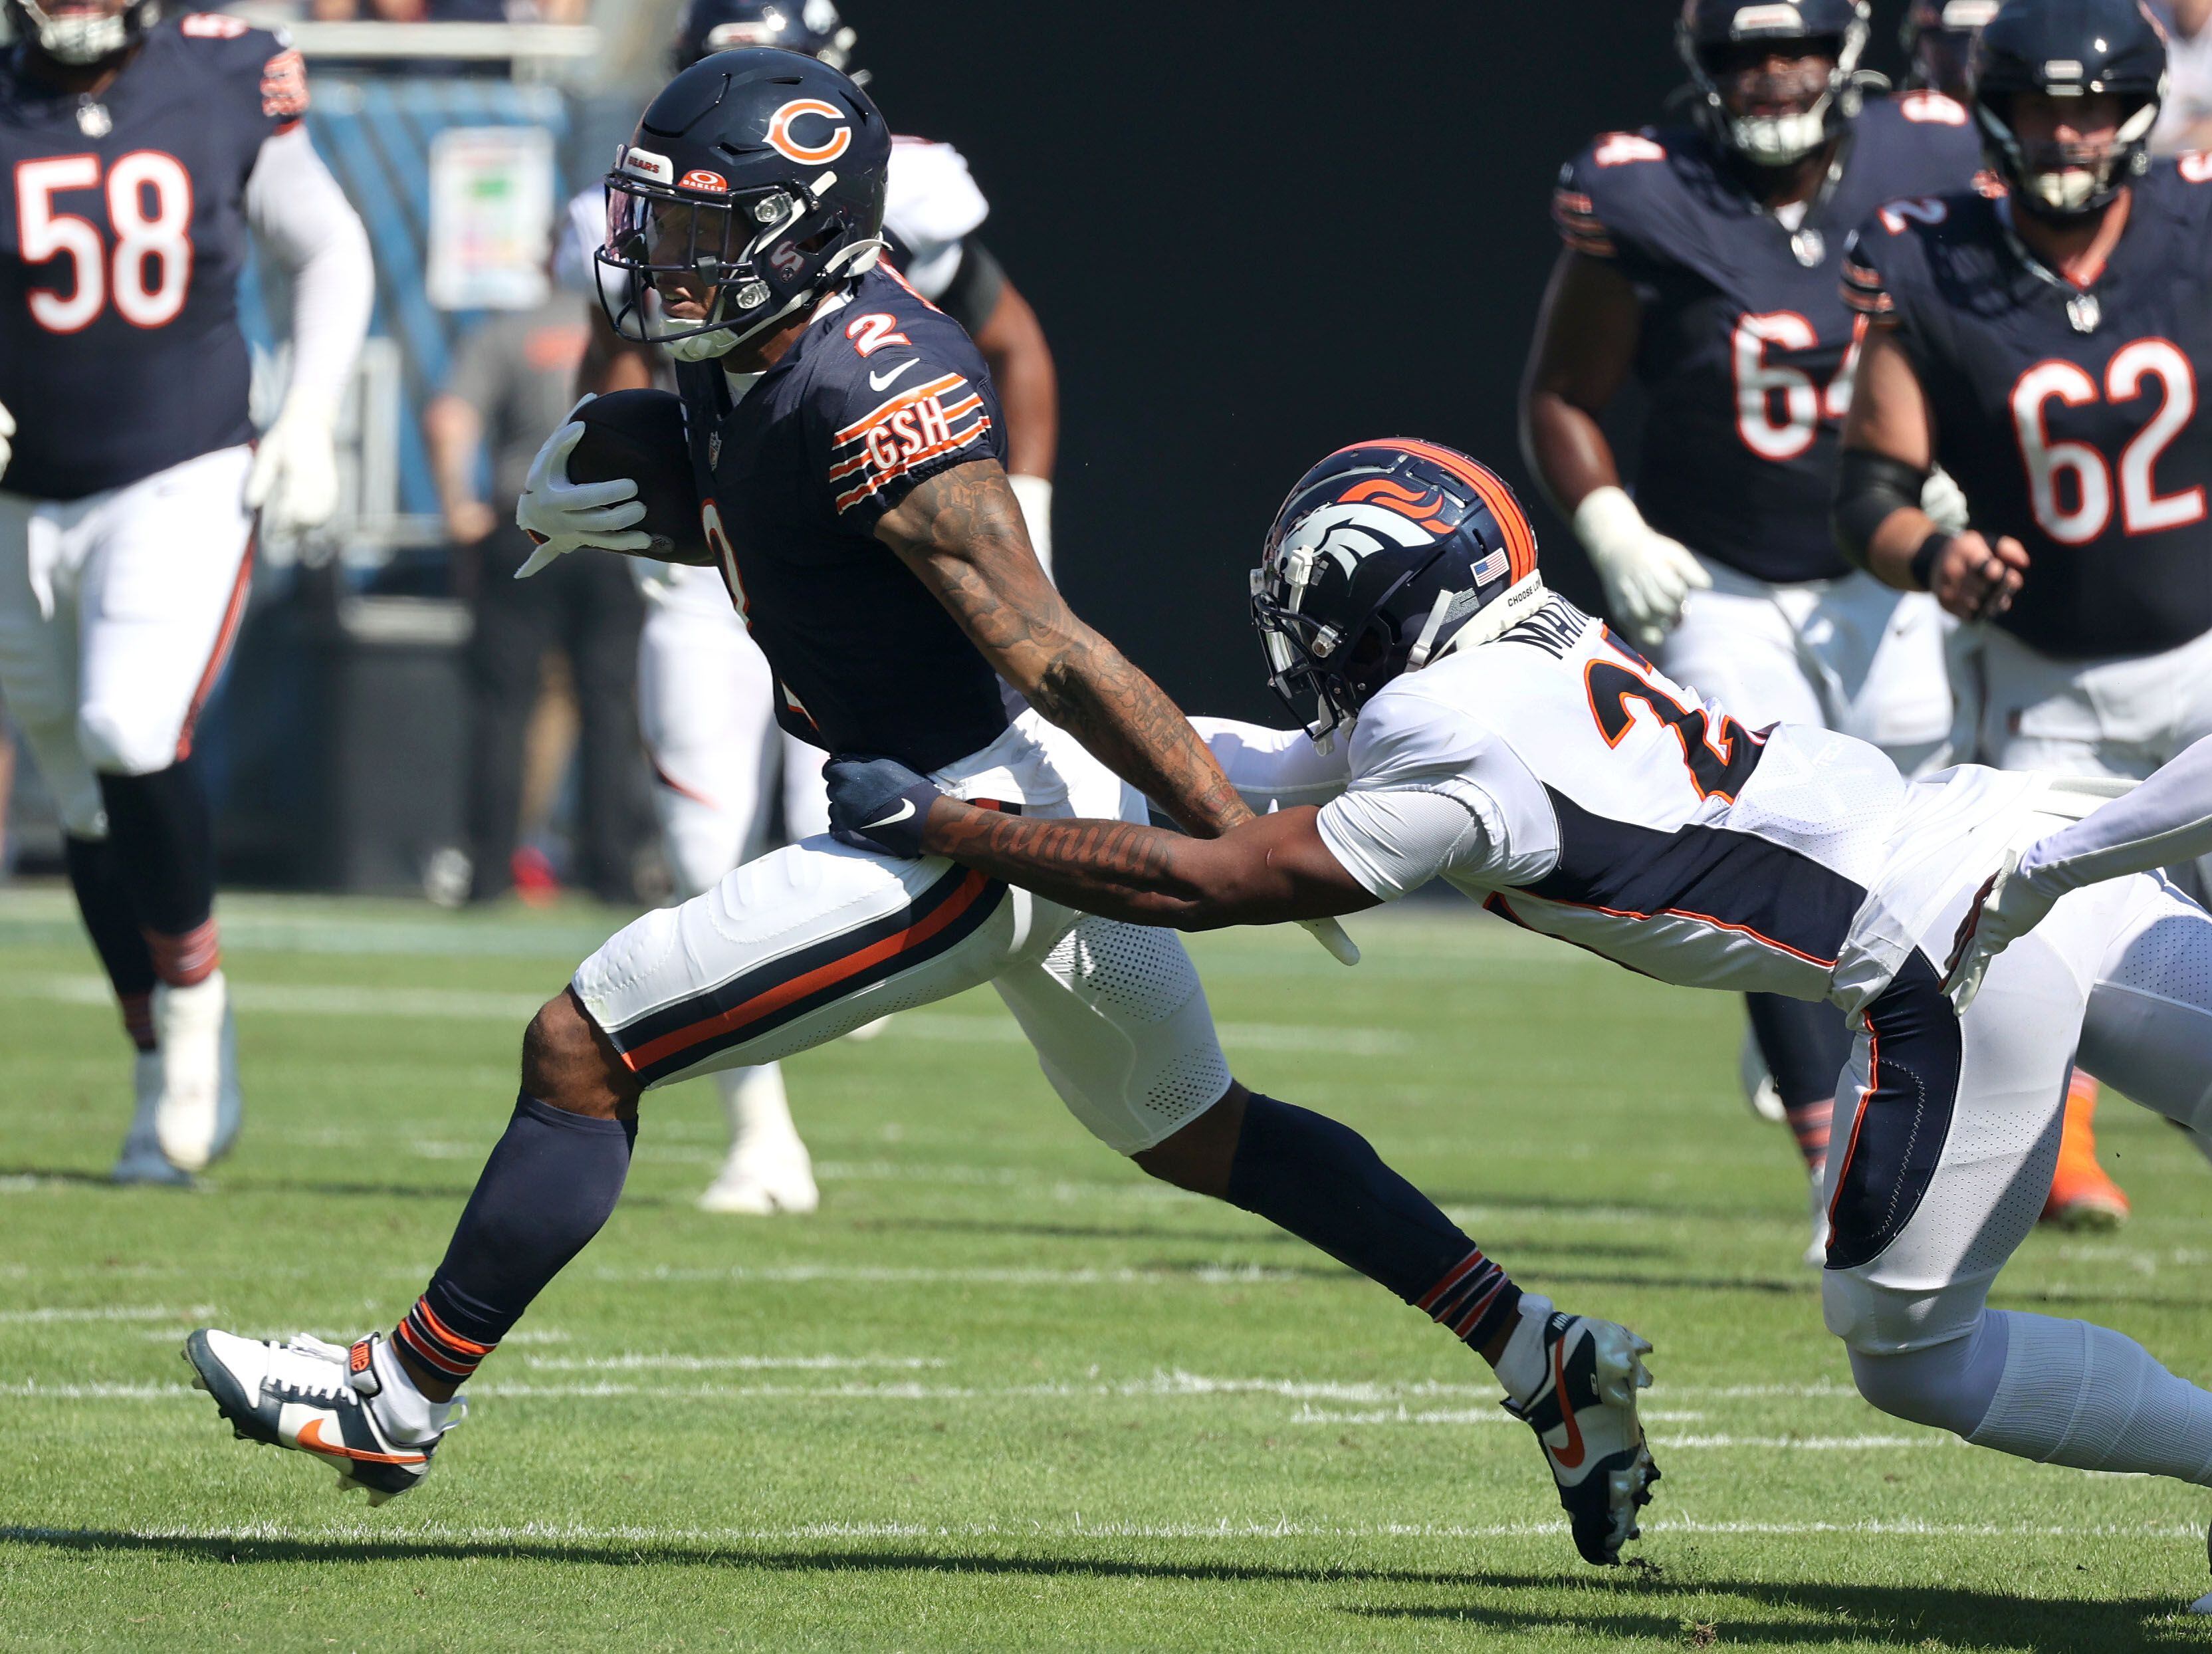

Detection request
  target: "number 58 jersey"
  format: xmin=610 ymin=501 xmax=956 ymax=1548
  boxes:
xmin=1843 ymin=160 xmax=2212 ymax=659
xmin=0 ymin=17 xmax=306 ymax=501
xmin=1313 ymin=591 xmax=2037 ymax=1017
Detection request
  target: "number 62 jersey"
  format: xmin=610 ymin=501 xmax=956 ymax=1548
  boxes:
xmin=0 ymin=15 xmax=306 ymax=501
xmin=1842 ymin=158 xmax=2212 ymax=659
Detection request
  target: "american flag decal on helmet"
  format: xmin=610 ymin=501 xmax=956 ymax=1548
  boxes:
xmin=828 ymin=371 xmax=994 ymax=515
xmin=1473 ymin=548 xmax=1511 ymax=586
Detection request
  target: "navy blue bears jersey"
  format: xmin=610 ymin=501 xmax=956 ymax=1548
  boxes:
xmin=676 ymin=263 xmax=1011 ymax=772
xmin=1844 ymin=158 xmax=2212 ymax=659
xmin=1552 ymin=92 xmax=1982 ymax=583
xmin=0 ymin=16 xmax=306 ymax=500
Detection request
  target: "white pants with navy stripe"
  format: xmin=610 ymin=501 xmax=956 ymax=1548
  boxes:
xmin=0 ymin=445 xmax=256 ymax=838
xmin=572 ymin=711 xmax=1232 ymax=1155
xmin=1663 ymin=555 xmax=1955 ymax=775
xmin=1823 ymin=797 xmax=2212 ymax=1356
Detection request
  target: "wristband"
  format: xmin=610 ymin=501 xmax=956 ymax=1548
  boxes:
xmin=1908 ymin=531 xmax=1953 ymax=593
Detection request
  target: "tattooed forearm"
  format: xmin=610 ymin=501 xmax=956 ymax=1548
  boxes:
xmin=879 ymin=459 xmax=1254 ymax=838
xmin=927 ymin=803 xmax=1228 ymax=927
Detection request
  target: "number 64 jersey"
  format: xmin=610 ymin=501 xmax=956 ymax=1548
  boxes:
xmin=0 ymin=16 xmax=306 ymax=501
xmin=1304 ymin=591 xmax=2037 ymax=1019
xmin=1842 ymin=159 xmax=2212 ymax=660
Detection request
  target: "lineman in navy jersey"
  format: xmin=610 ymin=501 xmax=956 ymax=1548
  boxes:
xmin=1836 ymin=0 xmax=2212 ymax=1196
xmin=182 ymin=51 xmax=1661 ymax=1568
xmin=846 ymin=437 xmax=2212 ymax=1585
xmin=0 ymin=1 xmax=370 ymax=1181
xmin=1523 ymin=0 xmax=1987 ymax=1260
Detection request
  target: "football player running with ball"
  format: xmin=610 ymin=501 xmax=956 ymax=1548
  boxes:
xmin=183 ymin=52 xmax=1660 ymax=1569
xmin=1836 ymin=0 xmax=2212 ymax=1197
xmin=551 ymin=0 xmax=1063 ymax=1218
xmin=0 ymin=0 xmax=370 ymax=1181
xmin=1521 ymin=0 xmax=2026 ymax=1260
xmin=835 ymin=437 xmax=2212 ymax=1600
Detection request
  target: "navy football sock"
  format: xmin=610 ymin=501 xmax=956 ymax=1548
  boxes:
xmin=62 ymin=833 xmax=158 ymax=1050
xmin=395 ymin=1095 xmax=635 ymax=1385
xmin=100 ymin=761 xmax=218 ymax=984
xmin=1226 ymin=1095 xmax=1523 ymax=1354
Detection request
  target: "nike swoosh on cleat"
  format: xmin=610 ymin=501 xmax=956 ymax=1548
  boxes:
xmin=295 ymin=1416 xmax=427 ymax=1466
xmin=868 ymin=359 xmax=921 ymax=392
xmin=864 ymin=800 xmax=917 ymax=830
xmin=1549 ymin=1338 xmax=1587 ymax=1470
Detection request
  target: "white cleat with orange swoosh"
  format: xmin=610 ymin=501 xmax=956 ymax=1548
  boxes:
xmin=183 ymin=1329 xmax=461 ymax=1504
xmin=1500 ymin=1311 xmax=1658 ymax=1566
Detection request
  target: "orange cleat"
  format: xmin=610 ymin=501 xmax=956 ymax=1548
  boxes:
xmin=2043 ymin=1073 xmax=2130 ymax=1230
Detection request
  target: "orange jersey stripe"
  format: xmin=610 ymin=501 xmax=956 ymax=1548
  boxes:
xmin=833 ymin=418 xmax=994 ymax=513
xmin=831 ymin=374 xmax=966 ymax=444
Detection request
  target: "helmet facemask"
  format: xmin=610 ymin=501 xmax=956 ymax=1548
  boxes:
xmin=598 ymin=156 xmax=882 ymax=361
xmin=1979 ymin=89 xmax=2160 ymax=220
xmin=1251 ymin=527 xmax=1447 ymax=749
xmin=11 ymin=0 xmax=146 ymax=64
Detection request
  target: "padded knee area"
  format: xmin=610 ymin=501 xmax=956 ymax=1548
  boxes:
xmin=1848 ymin=1315 xmax=2009 ymax=1439
xmin=78 ymin=700 xmax=177 ymax=776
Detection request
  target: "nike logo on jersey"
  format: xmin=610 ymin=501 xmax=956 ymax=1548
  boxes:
xmin=868 ymin=359 xmax=922 ymax=392
xmin=865 ymin=800 xmax=917 ymax=830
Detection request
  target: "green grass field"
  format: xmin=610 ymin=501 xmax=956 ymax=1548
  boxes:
xmin=5 ymin=886 xmax=2212 ymax=1651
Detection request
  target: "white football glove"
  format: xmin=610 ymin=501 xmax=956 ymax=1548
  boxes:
xmin=1572 ymin=485 xmax=1712 ymax=651
xmin=514 ymin=395 xmax=650 ymax=579
xmin=1920 ymin=466 xmax=1971 ymax=535
xmin=1940 ymin=847 xmax=2060 ymax=1014
xmin=245 ymin=398 xmax=340 ymax=541
xmin=1008 ymin=472 xmax=1054 ymax=581
xmin=0 ymin=398 xmax=13 ymax=483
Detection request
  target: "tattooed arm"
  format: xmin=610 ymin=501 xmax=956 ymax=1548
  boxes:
xmin=917 ymin=797 xmax=1379 ymax=929
xmin=875 ymin=457 xmax=1252 ymax=838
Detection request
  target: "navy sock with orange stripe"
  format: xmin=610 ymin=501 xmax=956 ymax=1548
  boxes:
xmin=395 ymin=1094 xmax=635 ymax=1387
xmin=1225 ymin=1095 xmax=1523 ymax=1357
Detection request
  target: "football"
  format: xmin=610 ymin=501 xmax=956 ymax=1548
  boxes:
xmin=566 ymin=388 xmax=710 ymax=565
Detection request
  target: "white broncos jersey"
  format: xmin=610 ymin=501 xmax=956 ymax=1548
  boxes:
xmin=1303 ymin=592 xmax=2039 ymax=1017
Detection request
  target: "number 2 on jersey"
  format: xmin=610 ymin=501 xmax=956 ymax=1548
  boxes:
xmin=1585 ymin=656 xmax=1763 ymax=803
xmin=15 ymin=152 xmax=193 ymax=334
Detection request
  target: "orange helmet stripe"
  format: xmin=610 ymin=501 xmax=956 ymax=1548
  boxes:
xmin=1325 ymin=438 xmax=1540 ymax=582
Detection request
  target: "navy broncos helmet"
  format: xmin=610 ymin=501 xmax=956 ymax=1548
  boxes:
xmin=1972 ymin=0 xmax=2167 ymax=219
xmin=673 ymin=0 xmax=861 ymax=78
xmin=1902 ymin=0 xmax=1999 ymax=96
xmin=1251 ymin=441 xmax=1545 ymax=747
xmin=598 ymin=48 xmax=891 ymax=361
xmin=1678 ymin=0 xmax=1874 ymax=166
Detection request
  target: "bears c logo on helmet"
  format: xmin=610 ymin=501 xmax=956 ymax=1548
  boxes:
xmin=766 ymin=98 xmax=851 ymax=165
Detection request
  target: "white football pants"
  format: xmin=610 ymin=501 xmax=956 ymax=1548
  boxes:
xmin=0 ymin=446 xmax=255 ymax=838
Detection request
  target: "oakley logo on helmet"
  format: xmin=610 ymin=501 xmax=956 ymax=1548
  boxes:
xmin=766 ymin=98 xmax=851 ymax=164
xmin=620 ymin=146 xmax=675 ymax=185
xmin=681 ymin=168 xmax=730 ymax=192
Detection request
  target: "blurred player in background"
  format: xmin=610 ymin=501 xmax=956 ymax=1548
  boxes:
xmin=1837 ymin=0 xmax=2212 ymax=1208
xmin=0 ymin=0 xmax=370 ymax=1181
xmin=1519 ymin=0 xmax=2005 ymax=1259
xmin=1900 ymin=0 xmax=2001 ymax=100
xmin=550 ymin=0 xmax=1061 ymax=1215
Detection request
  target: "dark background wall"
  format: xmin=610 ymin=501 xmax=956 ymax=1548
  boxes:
xmin=858 ymin=1 xmax=1919 ymax=723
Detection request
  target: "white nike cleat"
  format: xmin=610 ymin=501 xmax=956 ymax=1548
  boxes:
xmin=183 ymin=1329 xmax=460 ymax=1504
xmin=111 ymin=1050 xmax=193 ymax=1186
xmin=1501 ymin=1312 xmax=1660 ymax=1566
xmin=154 ymin=971 xmax=229 ymax=1173
xmin=699 ymin=1136 xmax=820 ymax=1215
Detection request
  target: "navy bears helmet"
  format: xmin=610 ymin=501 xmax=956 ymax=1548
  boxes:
xmin=1971 ymin=0 xmax=2166 ymax=219
xmin=5 ymin=0 xmax=162 ymax=63
xmin=673 ymin=0 xmax=861 ymax=78
xmin=598 ymin=47 xmax=891 ymax=361
xmin=1251 ymin=441 xmax=1545 ymax=747
xmin=1677 ymin=0 xmax=1875 ymax=167
xmin=1902 ymin=0 xmax=1999 ymax=96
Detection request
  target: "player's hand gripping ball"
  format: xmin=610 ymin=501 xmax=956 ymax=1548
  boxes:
xmin=516 ymin=392 xmax=705 ymax=577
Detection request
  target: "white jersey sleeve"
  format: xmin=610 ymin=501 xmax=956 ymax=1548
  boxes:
xmin=1314 ymin=681 xmax=1558 ymax=901
xmin=1192 ymin=717 xmax=1350 ymax=812
xmin=553 ymin=187 xmax=619 ymax=305
xmin=883 ymin=138 xmax=990 ymax=300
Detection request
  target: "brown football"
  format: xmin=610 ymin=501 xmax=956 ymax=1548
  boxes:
xmin=566 ymin=389 xmax=710 ymax=566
